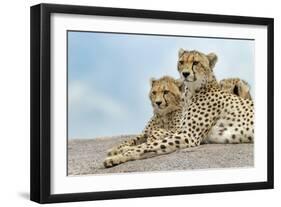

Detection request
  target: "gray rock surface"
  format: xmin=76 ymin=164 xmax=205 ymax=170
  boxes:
xmin=68 ymin=135 xmax=253 ymax=175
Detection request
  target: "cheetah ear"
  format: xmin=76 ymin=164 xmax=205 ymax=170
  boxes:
xmin=239 ymin=80 xmax=251 ymax=90
xmin=175 ymin=79 xmax=183 ymax=88
xmin=207 ymin=53 xmax=218 ymax=69
xmin=150 ymin=78 xmax=157 ymax=87
xmin=175 ymin=79 xmax=184 ymax=92
xmin=178 ymin=48 xmax=185 ymax=58
xmin=238 ymin=80 xmax=251 ymax=95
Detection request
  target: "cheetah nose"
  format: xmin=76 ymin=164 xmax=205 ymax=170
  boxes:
xmin=182 ymin=72 xmax=190 ymax=78
xmin=156 ymin=101 xmax=162 ymax=106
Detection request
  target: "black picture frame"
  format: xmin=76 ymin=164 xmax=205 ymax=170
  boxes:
xmin=30 ymin=3 xmax=274 ymax=204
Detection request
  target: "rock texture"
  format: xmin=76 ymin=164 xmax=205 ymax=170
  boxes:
xmin=68 ymin=135 xmax=254 ymax=176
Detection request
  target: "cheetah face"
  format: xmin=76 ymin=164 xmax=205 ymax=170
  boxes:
xmin=177 ymin=49 xmax=217 ymax=84
xmin=149 ymin=76 xmax=181 ymax=115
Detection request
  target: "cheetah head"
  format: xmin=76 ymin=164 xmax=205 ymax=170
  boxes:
xmin=177 ymin=49 xmax=218 ymax=90
xmin=220 ymin=78 xmax=252 ymax=100
xmin=149 ymin=76 xmax=182 ymax=116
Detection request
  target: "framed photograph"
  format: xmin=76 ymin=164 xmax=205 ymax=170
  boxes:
xmin=30 ymin=3 xmax=274 ymax=203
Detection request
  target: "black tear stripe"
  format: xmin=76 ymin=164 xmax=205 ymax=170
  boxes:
xmin=191 ymin=63 xmax=197 ymax=81
xmin=163 ymin=93 xmax=168 ymax=106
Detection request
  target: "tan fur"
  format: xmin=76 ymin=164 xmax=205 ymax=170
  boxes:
xmin=150 ymin=76 xmax=181 ymax=116
xmin=220 ymin=78 xmax=252 ymax=100
xmin=177 ymin=50 xmax=219 ymax=94
xmin=103 ymin=49 xmax=254 ymax=167
xmin=106 ymin=76 xmax=183 ymax=159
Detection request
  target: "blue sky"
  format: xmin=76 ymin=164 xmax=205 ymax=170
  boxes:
xmin=68 ymin=31 xmax=254 ymax=139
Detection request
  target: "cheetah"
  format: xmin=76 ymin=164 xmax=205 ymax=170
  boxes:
xmin=106 ymin=76 xmax=250 ymax=156
xmin=106 ymin=76 xmax=184 ymax=157
xmin=177 ymin=49 xmax=254 ymax=144
xmin=219 ymin=78 xmax=252 ymax=100
xmin=103 ymin=49 xmax=254 ymax=167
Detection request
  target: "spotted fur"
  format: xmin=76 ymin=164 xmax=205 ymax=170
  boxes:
xmin=106 ymin=76 xmax=183 ymax=157
xmin=104 ymin=50 xmax=254 ymax=167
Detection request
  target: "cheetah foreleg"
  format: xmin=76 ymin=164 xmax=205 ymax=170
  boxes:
xmin=104 ymin=133 xmax=193 ymax=168
xmin=107 ymin=128 xmax=175 ymax=156
xmin=107 ymin=134 xmax=148 ymax=156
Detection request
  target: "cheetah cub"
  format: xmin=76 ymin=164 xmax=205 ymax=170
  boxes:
xmin=219 ymin=78 xmax=252 ymax=100
xmin=105 ymin=76 xmax=186 ymax=164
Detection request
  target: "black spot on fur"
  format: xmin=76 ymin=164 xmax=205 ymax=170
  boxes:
xmin=160 ymin=145 xmax=166 ymax=149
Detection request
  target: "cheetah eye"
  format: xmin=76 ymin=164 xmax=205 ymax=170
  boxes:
xmin=163 ymin=90 xmax=169 ymax=95
xmin=178 ymin=60 xmax=184 ymax=65
xmin=152 ymin=91 xmax=156 ymax=95
xmin=193 ymin=61 xmax=199 ymax=65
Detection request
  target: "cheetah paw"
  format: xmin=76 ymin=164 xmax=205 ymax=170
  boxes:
xmin=103 ymin=155 xmax=126 ymax=168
